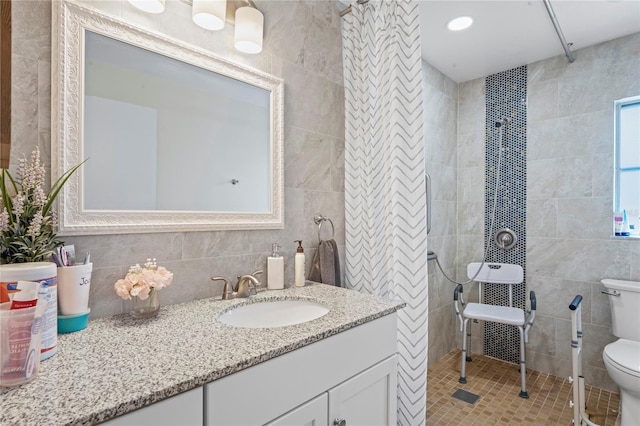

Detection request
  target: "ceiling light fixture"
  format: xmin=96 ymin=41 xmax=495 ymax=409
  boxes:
xmin=127 ymin=0 xmax=264 ymax=55
xmin=127 ymin=0 xmax=166 ymax=14
xmin=447 ymin=16 xmax=473 ymax=31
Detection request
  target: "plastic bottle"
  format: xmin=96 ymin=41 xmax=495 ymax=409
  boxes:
xmin=267 ymin=243 xmax=284 ymax=290
xmin=0 ymin=262 xmax=58 ymax=361
xmin=294 ymin=240 xmax=305 ymax=287
xmin=614 ymin=212 xmax=624 ymax=236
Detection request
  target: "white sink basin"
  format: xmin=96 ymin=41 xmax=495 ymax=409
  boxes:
xmin=217 ymin=299 xmax=329 ymax=328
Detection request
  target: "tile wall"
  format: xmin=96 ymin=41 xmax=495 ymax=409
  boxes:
xmin=422 ymin=60 xmax=459 ymax=367
xmin=457 ymin=32 xmax=640 ymax=391
xmin=10 ymin=0 xmax=345 ymax=318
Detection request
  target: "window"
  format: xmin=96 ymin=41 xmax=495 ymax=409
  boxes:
xmin=614 ymin=96 xmax=640 ymax=235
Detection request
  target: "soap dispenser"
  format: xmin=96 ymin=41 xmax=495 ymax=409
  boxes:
xmin=267 ymin=243 xmax=284 ymax=290
xmin=294 ymin=240 xmax=305 ymax=287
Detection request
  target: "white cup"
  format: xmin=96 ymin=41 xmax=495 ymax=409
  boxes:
xmin=57 ymin=263 xmax=92 ymax=315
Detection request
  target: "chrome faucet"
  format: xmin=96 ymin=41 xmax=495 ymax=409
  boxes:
xmin=211 ymin=270 xmax=263 ymax=300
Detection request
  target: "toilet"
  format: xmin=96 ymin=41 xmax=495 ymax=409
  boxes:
xmin=601 ymin=279 xmax=640 ymax=426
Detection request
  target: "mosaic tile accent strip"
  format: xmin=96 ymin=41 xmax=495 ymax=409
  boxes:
xmin=484 ymin=66 xmax=527 ymax=363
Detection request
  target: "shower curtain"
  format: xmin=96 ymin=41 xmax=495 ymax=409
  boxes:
xmin=342 ymin=1 xmax=428 ymax=425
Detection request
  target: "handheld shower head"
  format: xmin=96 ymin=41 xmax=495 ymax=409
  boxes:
xmin=495 ymin=117 xmax=512 ymax=128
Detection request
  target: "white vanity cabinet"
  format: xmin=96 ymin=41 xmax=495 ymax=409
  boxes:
xmin=206 ymin=313 xmax=398 ymax=426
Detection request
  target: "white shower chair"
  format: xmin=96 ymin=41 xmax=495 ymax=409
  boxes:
xmin=453 ymin=262 xmax=537 ymax=398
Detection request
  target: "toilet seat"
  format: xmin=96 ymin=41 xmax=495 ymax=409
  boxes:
xmin=603 ymin=339 xmax=640 ymax=378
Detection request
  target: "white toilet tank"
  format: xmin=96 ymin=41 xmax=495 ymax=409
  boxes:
xmin=602 ymin=279 xmax=640 ymax=341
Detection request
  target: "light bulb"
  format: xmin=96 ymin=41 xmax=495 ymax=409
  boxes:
xmin=192 ymin=0 xmax=227 ymax=31
xmin=447 ymin=16 xmax=473 ymax=31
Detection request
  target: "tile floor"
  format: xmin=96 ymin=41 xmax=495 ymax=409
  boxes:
xmin=426 ymin=350 xmax=620 ymax=425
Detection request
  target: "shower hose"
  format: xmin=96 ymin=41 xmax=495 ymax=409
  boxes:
xmin=430 ymin=120 xmax=508 ymax=286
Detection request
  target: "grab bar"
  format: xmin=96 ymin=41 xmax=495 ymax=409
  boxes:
xmin=426 ymin=172 xmax=432 ymax=235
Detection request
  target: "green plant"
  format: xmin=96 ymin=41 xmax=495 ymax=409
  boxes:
xmin=0 ymin=147 xmax=83 ymax=263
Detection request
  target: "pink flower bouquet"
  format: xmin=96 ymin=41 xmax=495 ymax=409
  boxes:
xmin=114 ymin=258 xmax=173 ymax=300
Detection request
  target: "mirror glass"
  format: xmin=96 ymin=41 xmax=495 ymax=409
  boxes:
xmin=84 ymin=31 xmax=271 ymax=213
xmin=52 ymin=1 xmax=283 ymax=234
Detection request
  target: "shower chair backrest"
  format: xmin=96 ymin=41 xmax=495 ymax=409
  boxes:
xmin=467 ymin=262 xmax=524 ymax=307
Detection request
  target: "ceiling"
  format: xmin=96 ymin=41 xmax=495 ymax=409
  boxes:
xmin=419 ymin=0 xmax=640 ymax=83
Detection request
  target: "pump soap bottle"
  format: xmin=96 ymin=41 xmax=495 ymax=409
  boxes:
xmin=294 ymin=240 xmax=305 ymax=287
xmin=267 ymin=243 xmax=284 ymax=290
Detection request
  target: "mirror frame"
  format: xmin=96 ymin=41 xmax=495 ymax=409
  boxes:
xmin=51 ymin=1 xmax=284 ymax=235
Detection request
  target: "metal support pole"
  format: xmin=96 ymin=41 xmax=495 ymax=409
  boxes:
xmin=542 ymin=0 xmax=575 ymax=63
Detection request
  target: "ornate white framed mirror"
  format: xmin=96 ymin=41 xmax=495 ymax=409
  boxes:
xmin=51 ymin=1 xmax=283 ymax=235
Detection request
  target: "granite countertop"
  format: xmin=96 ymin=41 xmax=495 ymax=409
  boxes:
xmin=0 ymin=283 xmax=404 ymax=425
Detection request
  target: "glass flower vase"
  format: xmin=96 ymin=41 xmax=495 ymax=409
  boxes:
xmin=130 ymin=289 xmax=160 ymax=319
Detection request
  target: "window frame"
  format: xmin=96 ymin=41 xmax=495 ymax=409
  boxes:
xmin=613 ymin=95 xmax=640 ymax=214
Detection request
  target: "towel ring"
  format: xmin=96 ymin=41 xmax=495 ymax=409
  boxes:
xmin=313 ymin=213 xmax=335 ymax=242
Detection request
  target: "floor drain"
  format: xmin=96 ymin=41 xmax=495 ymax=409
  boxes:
xmin=452 ymin=389 xmax=480 ymax=405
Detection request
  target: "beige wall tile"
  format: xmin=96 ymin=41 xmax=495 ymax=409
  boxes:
xmin=557 ymin=198 xmax=612 ymax=239
xmin=527 ymin=46 xmax=593 ymax=85
xmin=528 ymin=238 xmax=631 ymax=282
xmin=428 ymin=236 xmax=457 ymax=272
xmin=591 ymin=281 xmax=613 ymax=327
xmin=457 ymin=132 xmax=484 ymax=169
xmin=527 ymin=111 xmax=609 ymax=161
xmin=527 ymin=198 xmax=557 ymax=238
xmin=527 ymin=314 xmax=556 ymax=356
xmin=284 ymin=126 xmax=333 ymax=191
xmin=631 ymin=242 xmax=640 ymax=281
xmin=528 ymin=79 xmax=558 ymax=123
xmin=528 ymin=276 xmax=592 ymax=321
xmin=457 ymin=202 xmax=483 ymax=236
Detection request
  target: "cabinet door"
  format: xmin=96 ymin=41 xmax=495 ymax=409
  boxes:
xmin=102 ymin=386 xmax=203 ymax=426
xmin=265 ymin=393 xmax=328 ymax=426
xmin=328 ymin=355 xmax=397 ymax=426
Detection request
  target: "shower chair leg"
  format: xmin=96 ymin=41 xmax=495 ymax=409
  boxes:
xmin=518 ymin=326 xmax=529 ymax=398
xmin=466 ymin=321 xmax=473 ymax=362
xmin=459 ymin=318 xmax=469 ymax=384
